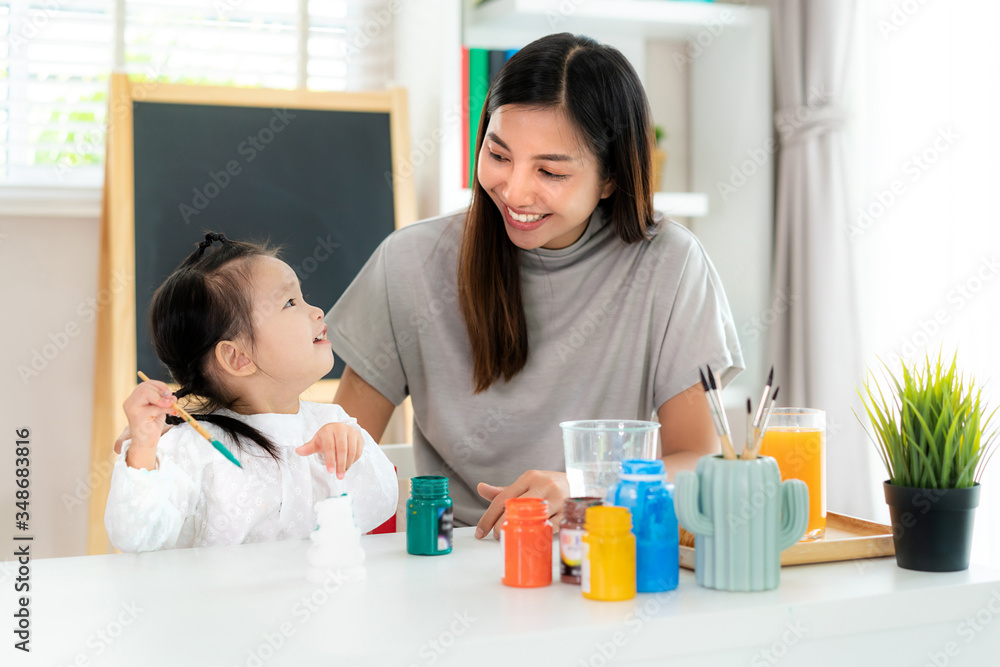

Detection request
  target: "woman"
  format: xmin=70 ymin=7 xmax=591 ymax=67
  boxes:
xmin=327 ymin=33 xmax=744 ymax=539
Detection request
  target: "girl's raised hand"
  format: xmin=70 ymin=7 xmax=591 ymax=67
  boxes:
xmin=121 ymin=380 xmax=177 ymax=466
xmin=296 ymin=423 xmax=364 ymax=480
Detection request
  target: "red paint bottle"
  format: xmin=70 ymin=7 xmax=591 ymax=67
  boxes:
xmin=501 ymin=498 xmax=552 ymax=587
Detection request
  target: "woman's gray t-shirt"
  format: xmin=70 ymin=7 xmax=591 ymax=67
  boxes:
xmin=325 ymin=208 xmax=744 ymax=526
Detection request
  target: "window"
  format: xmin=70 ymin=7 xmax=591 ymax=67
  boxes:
xmin=0 ymin=0 xmax=391 ymax=187
xmin=856 ymin=0 xmax=1000 ymax=566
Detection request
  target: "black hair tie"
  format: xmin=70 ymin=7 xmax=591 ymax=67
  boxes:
xmin=165 ymin=386 xmax=192 ymax=425
xmin=196 ymin=232 xmax=228 ymax=257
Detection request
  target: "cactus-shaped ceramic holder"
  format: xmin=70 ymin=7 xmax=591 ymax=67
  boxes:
xmin=675 ymin=454 xmax=809 ymax=591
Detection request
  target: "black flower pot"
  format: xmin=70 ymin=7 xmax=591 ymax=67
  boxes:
xmin=883 ymin=481 xmax=980 ymax=572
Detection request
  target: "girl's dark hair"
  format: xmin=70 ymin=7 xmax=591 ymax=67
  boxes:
xmin=458 ymin=33 xmax=655 ymax=393
xmin=150 ymin=232 xmax=282 ymax=461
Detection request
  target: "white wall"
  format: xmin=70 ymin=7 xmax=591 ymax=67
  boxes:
xmin=392 ymin=0 xmax=449 ymax=221
xmin=0 ymin=215 xmax=101 ymax=559
xmin=646 ymin=41 xmax=691 ymax=197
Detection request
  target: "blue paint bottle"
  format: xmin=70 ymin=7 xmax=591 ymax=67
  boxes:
xmin=609 ymin=459 xmax=679 ymax=592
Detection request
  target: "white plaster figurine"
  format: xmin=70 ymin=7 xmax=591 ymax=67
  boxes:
xmin=306 ymin=493 xmax=366 ymax=585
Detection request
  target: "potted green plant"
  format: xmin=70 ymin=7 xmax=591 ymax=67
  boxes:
xmin=651 ymin=124 xmax=668 ymax=192
xmin=857 ymin=352 xmax=998 ymax=571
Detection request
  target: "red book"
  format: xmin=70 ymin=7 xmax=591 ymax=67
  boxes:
xmin=461 ymin=46 xmax=470 ymax=189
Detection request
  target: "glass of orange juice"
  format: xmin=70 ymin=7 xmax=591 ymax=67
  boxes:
xmin=758 ymin=408 xmax=826 ymax=541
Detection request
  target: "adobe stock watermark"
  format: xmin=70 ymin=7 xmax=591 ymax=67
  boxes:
xmin=289 ymin=235 xmax=341 ymax=284
xmin=61 ymin=458 xmax=115 ymax=513
xmin=214 ymin=0 xmax=246 ymax=20
xmin=406 ymin=611 xmax=478 ymax=667
xmin=847 ymin=126 xmax=959 ymax=242
xmin=879 ymin=0 xmax=933 ymax=39
xmin=17 ymin=268 xmax=133 ymax=386
xmin=402 ymin=406 xmax=510 ymax=488
xmin=452 ymin=408 xmax=510 ymax=464
xmin=342 ymin=0 xmax=404 ymax=62
xmin=716 ymin=85 xmax=831 ymax=202
xmin=727 ymin=414 xmax=843 ymax=529
xmin=7 ymin=0 xmax=69 ymax=54
xmin=178 ymin=109 xmax=297 ymax=224
xmin=891 ymin=254 xmax=999 ymax=359
xmin=853 ymin=486 xmax=951 ymax=577
xmin=740 ymin=289 xmax=798 ymax=343
xmin=56 ymin=601 xmax=144 ymax=667
xmin=751 ymin=618 xmax=809 ymax=666
xmin=53 ymin=64 xmax=167 ymax=180
xmin=576 ymin=589 xmax=678 ymax=667
xmin=240 ymin=567 xmax=352 ymax=667
xmin=673 ymin=4 xmax=744 ymax=70
xmin=555 ymin=239 xmax=671 ymax=363
xmin=917 ymin=588 xmax=1000 ymax=667
xmin=384 ymin=104 xmax=462 ymax=189
xmin=544 ymin=0 xmax=587 ymax=28
xmin=348 ymin=280 xmax=459 ymax=387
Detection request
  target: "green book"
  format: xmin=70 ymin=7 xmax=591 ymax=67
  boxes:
xmin=468 ymin=48 xmax=490 ymax=189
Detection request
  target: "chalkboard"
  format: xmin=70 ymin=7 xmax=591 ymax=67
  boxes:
xmin=132 ymin=102 xmax=397 ymax=380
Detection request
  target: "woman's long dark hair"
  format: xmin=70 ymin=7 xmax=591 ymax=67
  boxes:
xmin=150 ymin=232 xmax=282 ymax=461
xmin=458 ymin=33 xmax=656 ymax=393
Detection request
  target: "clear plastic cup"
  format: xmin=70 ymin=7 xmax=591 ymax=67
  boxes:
xmin=560 ymin=420 xmax=660 ymax=499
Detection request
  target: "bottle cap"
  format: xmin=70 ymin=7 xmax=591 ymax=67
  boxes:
xmin=410 ymin=475 xmax=449 ymax=498
xmin=563 ymin=497 xmax=603 ymax=524
xmin=585 ymin=505 xmax=632 ymax=533
xmin=505 ymin=497 xmax=548 ymax=521
xmin=620 ymin=458 xmax=667 ymax=483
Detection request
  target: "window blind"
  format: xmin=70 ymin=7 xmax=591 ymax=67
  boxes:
xmin=0 ymin=0 xmax=392 ymax=187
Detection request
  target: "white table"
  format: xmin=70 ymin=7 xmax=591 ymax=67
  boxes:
xmin=14 ymin=528 xmax=1000 ymax=666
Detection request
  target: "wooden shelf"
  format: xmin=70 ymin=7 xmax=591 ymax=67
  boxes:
xmin=467 ymin=0 xmax=756 ymax=43
xmin=654 ymin=191 xmax=708 ymax=217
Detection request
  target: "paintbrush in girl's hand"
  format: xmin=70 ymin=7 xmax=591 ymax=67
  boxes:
xmin=700 ymin=366 xmax=737 ymax=460
xmin=137 ymin=371 xmax=242 ymax=468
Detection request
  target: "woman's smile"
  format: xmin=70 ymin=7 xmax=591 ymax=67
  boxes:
xmin=477 ymin=105 xmax=615 ymax=250
xmin=502 ymin=203 xmax=552 ymax=231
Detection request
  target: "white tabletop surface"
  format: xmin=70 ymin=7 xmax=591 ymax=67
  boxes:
xmin=10 ymin=527 xmax=1000 ymax=666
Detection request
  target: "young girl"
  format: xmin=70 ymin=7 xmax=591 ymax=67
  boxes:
xmin=105 ymin=233 xmax=397 ymax=552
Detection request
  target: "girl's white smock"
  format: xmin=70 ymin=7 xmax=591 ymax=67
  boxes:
xmin=105 ymin=401 xmax=398 ymax=552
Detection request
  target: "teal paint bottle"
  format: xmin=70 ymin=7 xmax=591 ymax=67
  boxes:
xmin=406 ymin=476 xmax=454 ymax=555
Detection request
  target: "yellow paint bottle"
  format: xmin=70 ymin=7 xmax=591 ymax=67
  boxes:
xmin=581 ymin=506 xmax=636 ymax=601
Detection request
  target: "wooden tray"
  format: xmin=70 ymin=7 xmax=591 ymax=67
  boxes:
xmin=679 ymin=512 xmax=895 ymax=570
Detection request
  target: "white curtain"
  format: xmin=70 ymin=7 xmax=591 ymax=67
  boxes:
xmin=768 ymin=0 xmax=873 ymax=518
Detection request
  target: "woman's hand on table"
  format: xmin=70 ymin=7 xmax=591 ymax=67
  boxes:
xmin=475 ymin=470 xmax=570 ymax=540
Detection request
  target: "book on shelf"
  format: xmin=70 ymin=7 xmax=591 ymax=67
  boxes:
xmin=462 ymin=46 xmax=519 ymax=189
